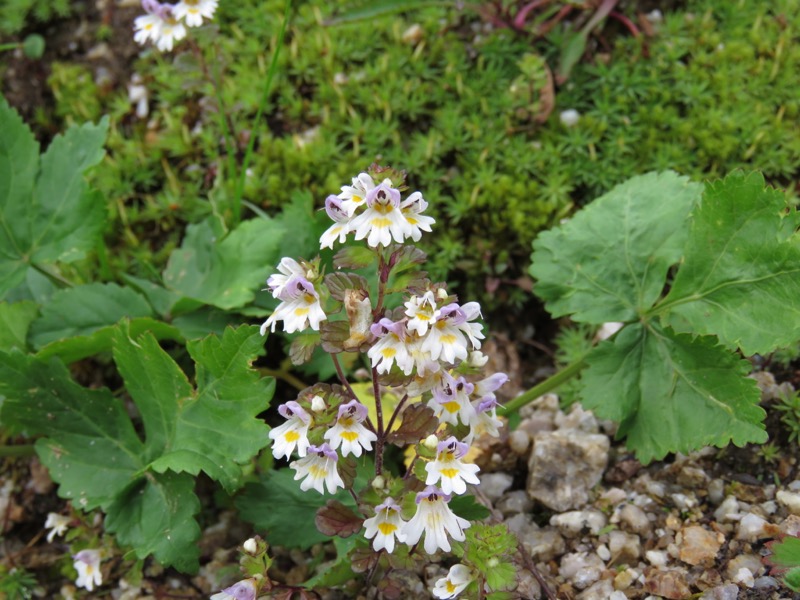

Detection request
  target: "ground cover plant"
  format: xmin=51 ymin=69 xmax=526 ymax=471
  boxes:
xmin=2 ymin=0 xmax=800 ymax=598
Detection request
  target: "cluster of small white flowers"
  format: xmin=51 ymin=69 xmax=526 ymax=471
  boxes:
xmin=259 ymin=170 xmax=507 ymax=599
xmin=320 ymin=173 xmax=435 ymax=249
xmin=133 ymin=0 xmax=218 ymax=52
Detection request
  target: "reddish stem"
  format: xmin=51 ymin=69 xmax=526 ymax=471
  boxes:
xmin=512 ymin=0 xmax=552 ymax=30
xmin=609 ymin=10 xmax=641 ymax=37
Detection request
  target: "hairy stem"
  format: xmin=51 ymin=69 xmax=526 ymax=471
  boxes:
xmin=372 ymin=366 xmax=385 ymax=476
xmin=497 ymin=357 xmax=586 ymax=416
xmin=0 ymin=444 xmax=36 ymax=457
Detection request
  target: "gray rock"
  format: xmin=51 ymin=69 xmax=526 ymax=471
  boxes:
xmin=700 ymin=584 xmax=739 ymax=600
xmin=527 ymin=431 xmax=610 ymax=511
xmin=613 ymin=503 xmax=651 ymax=535
xmin=576 ymin=579 xmax=614 ymax=600
xmin=479 ymin=472 xmax=513 ymax=503
xmin=736 ymin=512 xmax=768 ymax=542
xmin=508 ymin=429 xmax=530 ymax=456
xmin=507 ymin=514 xmax=566 ymax=562
xmin=550 ymin=510 xmax=607 ymax=537
xmin=559 ymin=552 xmax=605 ymax=590
xmin=608 ymin=529 xmax=641 ymax=564
xmin=726 ymin=554 xmax=763 ymax=580
xmin=554 ymin=404 xmax=599 ymax=433
xmin=777 ymin=490 xmax=800 ymax=515
xmin=496 ymin=490 xmax=534 ymax=516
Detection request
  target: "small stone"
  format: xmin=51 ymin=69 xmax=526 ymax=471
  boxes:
xmin=736 ymin=513 xmax=768 ymax=542
xmin=608 ymin=530 xmax=641 ymax=564
xmin=777 ymin=490 xmax=800 ymax=515
xmin=644 ymin=568 xmax=691 ymax=600
xmin=677 ymin=466 xmax=709 ymax=488
xmin=615 ymin=503 xmax=651 ymax=535
xmin=714 ymin=496 xmax=741 ymax=522
xmin=479 ymin=472 xmax=513 ymax=502
xmin=646 ymin=550 xmax=669 ymax=567
xmin=753 ymin=576 xmax=779 ymax=590
xmin=508 ymin=429 xmax=530 ymax=456
xmin=707 ymin=479 xmax=726 ymax=505
xmin=670 ymin=492 xmax=697 ymax=510
xmin=781 ymin=514 xmax=800 ymax=536
xmin=596 ymin=544 xmax=611 ymax=561
xmin=516 ymin=568 xmax=542 ymax=599
xmin=600 ymin=487 xmax=628 ymax=505
xmin=527 ymin=430 xmax=610 ymax=511
xmin=496 ymin=490 xmax=533 ymax=516
xmin=726 ymin=554 xmax=763 ymax=581
xmin=733 ymin=567 xmax=754 ymax=587
xmin=678 ymin=526 xmax=723 ymax=566
xmin=559 ymin=552 xmax=605 ymax=590
xmin=550 ymin=510 xmax=607 ymax=537
xmin=700 ymin=584 xmax=739 ymax=600
xmin=555 ymin=403 xmax=599 ymax=432
xmin=576 ymin=578 xmax=614 ymax=599
xmin=614 ymin=568 xmax=639 ymax=590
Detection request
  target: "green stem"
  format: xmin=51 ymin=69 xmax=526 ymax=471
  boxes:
xmin=497 ymin=357 xmax=587 ymax=416
xmin=260 ymin=366 xmax=306 ymax=391
xmin=0 ymin=444 xmax=36 ymax=457
xmin=232 ymin=0 xmax=292 ymax=225
xmin=0 ymin=43 xmax=19 ymax=52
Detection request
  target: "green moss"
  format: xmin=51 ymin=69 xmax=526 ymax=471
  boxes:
xmin=40 ymin=0 xmax=800 ymax=307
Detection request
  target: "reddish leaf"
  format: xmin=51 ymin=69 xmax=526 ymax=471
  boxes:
xmin=333 ymin=246 xmax=374 ymax=270
xmin=315 ymin=500 xmax=363 ymax=538
xmin=386 ymin=404 xmax=438 ymax=446
xmin=337 ymin=455 xmax=358 ymax=489
xmin=324 ymin=272 xmax=369 ymax=301
xmin=289 ymin=333 xmax=320 ymax=366
xmin=350 ymin=545 xmax=380 ymax=573
xmin=320 ymin=321 xmax=349 ymax=353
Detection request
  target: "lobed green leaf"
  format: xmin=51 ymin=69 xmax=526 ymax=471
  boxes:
xmin=661 ymin=171 xmax=800 ymax=356
xmin=530 ymin=171 xmax=702 ymax=323
xmin=579 ymin=323 xmax=767 ymax=463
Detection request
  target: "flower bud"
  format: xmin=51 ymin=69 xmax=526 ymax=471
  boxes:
xmin=488 ymin=557 xmax=500 ymax=568
xmin=243 ymin=538 xmax=258 ymax=555
xmin=436 ymin=288 xmax=448 ymax=300
xmin=310 ymin=395 xmax=326 ymax=412
xmin=371 ymin=475 xmax=385 ymax=490
xmin=467 ymin=351 xmax=489 ymax=367
xmin=423 ymin=434 xmax=439 ymax=450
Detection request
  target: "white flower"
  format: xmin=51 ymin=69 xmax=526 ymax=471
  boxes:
xmin=44 ymin=513 xmax=70 ymax=543
xmin=560 ymin=108 xmax=580 ymax=127
xmin=465 ymin=397 xmax=503 ymax=444
xmin=134 ymin=1 xmax=187 ymax=53
xmin=268 ymin=401 xmax=311 ymax=459
xmin=320 ymin=195 xmax=352 ymax=249
xmin=310 ymin=395 xmax=327 ymax=412
xmin=260 ymin=277 xmax=326 ymax=334
xmin=428 ymin=372 xmax=476 ymax=427
xmin=401 ymin=486 xmax=470 ymax=554
xmin=73 ymin=549 xmax=102 ymax=592
xmin=133 ymin=13 xmax=161 ymax=45
xmin=350 ymin=182 xmax=412 ymax=247
xmin=400 ymin=191 xmax=435 ymax=241
xmin=265 ymin=257 xmax=307 ymax=299
xmin=368 ymin=318 xmax=413 ymax=375
xmin=210 ymin=578 xmax=257 ymax=600
xmin=432 ymin=564 xmax=473 ymax=599
xmin=404 ymin=291 xmax=440 ymax=336
xmin=172 ymin=0 xmax=217 ymax=27
xmin=338 ymin=172 xmax=376 ymax=217
xmin=290 ymin=444 xmax=345 ymax=494
xmin=323 ymin=400 xmax=377 ymax=457
xmin=421 ymin=305 xmax=470 ymax=364
xmin=363 ymin=498 xmax=407 ymax=553
xmin=425 ymin=437 xmax=480 ymax=496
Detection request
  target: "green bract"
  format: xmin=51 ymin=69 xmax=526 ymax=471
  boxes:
xmin=0 ymin=99 xmax=107 ymax=298
xmin=530 ymin=170 xmax=798 ymax=462
xmin=0 ymin=324 xmax=274 ymax=572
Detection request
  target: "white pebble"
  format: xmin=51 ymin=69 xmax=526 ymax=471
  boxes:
xmin=734 ymin=567 xmax=755 ymax=587
xmin=737 ymin=513 xmax=768 ymax=542
xmin=777 ymin=490 xmax=800 ymax=515
xmin=596 ymin=544 xmax=611 ymax=561
xmin=645 ymin=550 xmax=669 ymax=567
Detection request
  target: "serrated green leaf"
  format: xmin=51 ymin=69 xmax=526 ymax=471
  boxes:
xmin=579 ymin=323 xmax=767 ymax=463
xmin=768 ymin=536 xmax=800 ymax=568
xmin=449 ymin=494 xmax=491 ymax=521
xmin=236 ymin=462 xmax=372 ymax=549
xmin=0 ymin=101 xmax=108 ymax=297
xmin=171 ymin=307 xmax=243 ymax=340
xmin=0 ymin=324 xmax=273 ymax=571
xmin=114 ymin=326 xmax=272 ymax=491
xmin=530 ymin=171 xmax=702 ymax=323
xmin=36 ymin=317 xmax=182 ymax=364
xmin=29 ymin=283 xmax=153 ymax=349
xmin=104 ymin=471 xmax=201 ymax=574
xmin=661 ymin=171 xmax=800 ymax=356
xmin=163 ymin=217 xmax=284 ymax=311
xmin=273 ymin=190 xmax=330 ymax=260
xmin=786 ymin=567 xmax=800 ymax=592
xmin=0 ymin=301 xmax=38 ymax=352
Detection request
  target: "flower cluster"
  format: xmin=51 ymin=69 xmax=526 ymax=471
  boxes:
xmin=320 ymin=172 xmax=435 ymax=249
xmin=133 ymin=0 xmax=218 ymax=52
xmin=258 ymin=168 xmax=507 ymax=599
